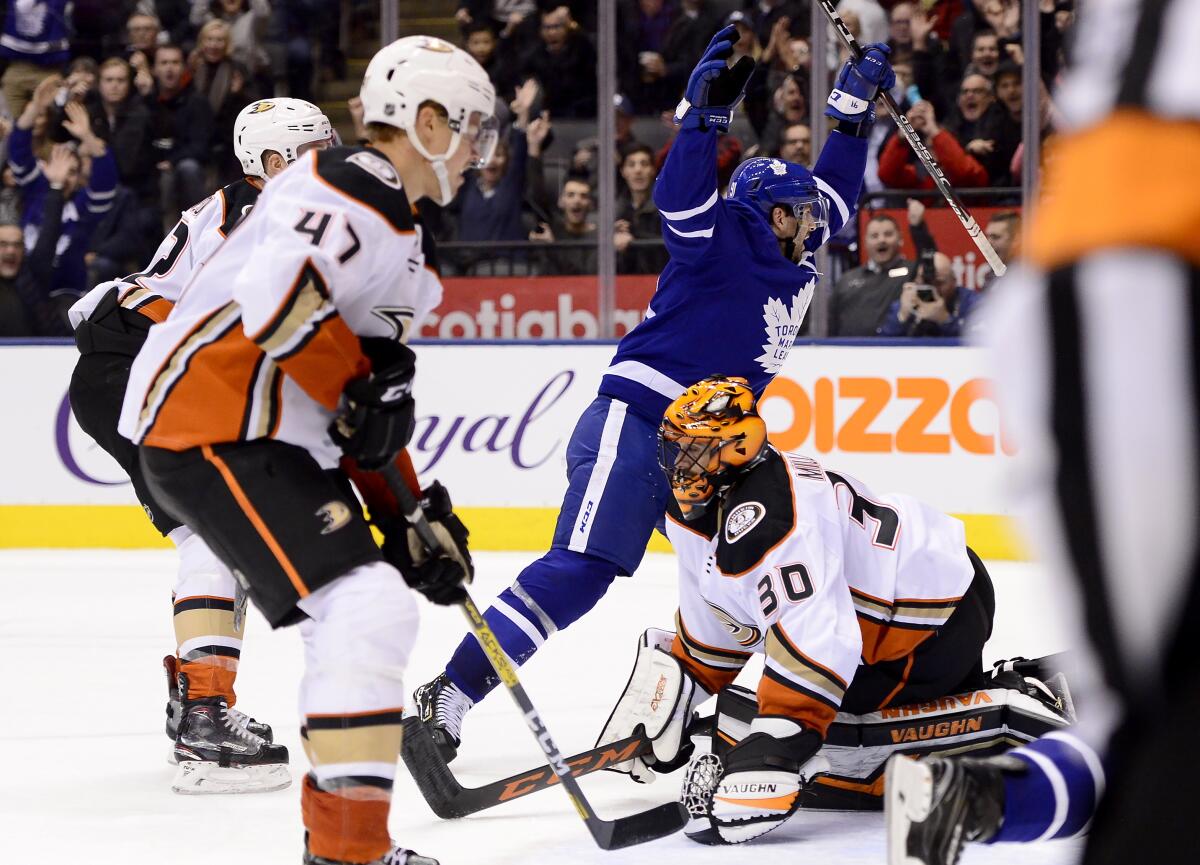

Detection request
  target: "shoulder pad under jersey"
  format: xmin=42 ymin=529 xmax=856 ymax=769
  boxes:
xmin=716 ymin=450 xmax=796 ymax=577
xmin=314 ymin=145 xmax=415 ymax=234
xmin=215 ymin=178 xmax=261 ymax=237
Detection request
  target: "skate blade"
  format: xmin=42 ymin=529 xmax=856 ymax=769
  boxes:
xmin=172 ymin=760 xmax=291 ymax=795
xmin=885 ymin=755 xmax=933 ymax=865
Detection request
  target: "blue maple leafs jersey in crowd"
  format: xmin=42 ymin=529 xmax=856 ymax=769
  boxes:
xmin=599 ymin=125 xmax=867 ymax=420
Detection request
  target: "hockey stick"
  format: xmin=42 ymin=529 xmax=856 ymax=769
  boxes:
xmin=401 ymin=716 xmax=653 ymax=818
xmin=380 ymin=463 xmax=688 ymax=850
xmin=814 ymin=0 xmax=1007 ymax=277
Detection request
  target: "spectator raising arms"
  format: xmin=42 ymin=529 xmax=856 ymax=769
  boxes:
xmin=877 ymin=99 xmax=987 ymax=189
xmin=0 ymin=0 xmax=72 ymax=118
xmin=0 ymin=144 xmax=76 ymax=336
xmin=9 ymin=87 xmax=117 ymax=300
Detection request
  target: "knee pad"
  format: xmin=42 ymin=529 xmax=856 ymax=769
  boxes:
xmin=298 ymin=562 xmax=418 ymax=710
xmin=511 ymin=547 xmax=616 ymax=632
xmin=173 ymin=531 xmax=238 ymax=601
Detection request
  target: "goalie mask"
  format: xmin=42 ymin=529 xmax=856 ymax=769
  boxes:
xmin=658 ymin=376 xmax=769 ymax=519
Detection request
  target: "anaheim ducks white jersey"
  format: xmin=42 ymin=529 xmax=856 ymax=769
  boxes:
xmin=118 ymin=146 xmax=441 ymax=468
xmin=68 ymin=178 xmax=263 ymax=328
xmin=666 ymin=448 xmax=975 ymax=737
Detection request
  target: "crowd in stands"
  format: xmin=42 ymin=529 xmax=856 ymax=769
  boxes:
xmin=0 ymin=0 xmax=341 ymax=337
xmin=438 ymin=0 xmax=1071 ymax=337
xmin=0 ymin=0 xmax=1071 ymax=340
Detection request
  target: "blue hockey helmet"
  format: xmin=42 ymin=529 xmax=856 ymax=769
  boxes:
xmin=727 ymin=157 xmax=828 ymax=229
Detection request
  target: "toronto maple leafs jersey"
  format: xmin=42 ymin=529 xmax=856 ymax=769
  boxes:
xmin=598 ymin=126 xmax=866 ymax=420
xmin=666 ymin=449 xmax=976 ymax=736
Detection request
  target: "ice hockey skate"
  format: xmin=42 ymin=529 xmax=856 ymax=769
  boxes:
xmin=302 ymin=842 xmax=439 ymax=865
xmin=163 ymin=655 xmax=275 ymax=763
xmin=412 ymin=673 xmax=473 ymax=762
xmin=885 ymin=753 xmax=1013 ymax=865
xmin=172 ymin=694 xmax=290 ymax=794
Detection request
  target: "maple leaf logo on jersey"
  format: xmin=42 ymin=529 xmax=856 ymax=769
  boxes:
xmin=755 ymin=291 xmax=811 ymax=375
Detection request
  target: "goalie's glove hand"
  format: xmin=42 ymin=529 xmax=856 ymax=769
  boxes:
xmin=826 ymin=41 xmax=895 ymax=123
xmin=329 ymin=342 xmax=416 ymax=470
xmin=674 ymin=24 xmax=755 ymax=132
xmin=683 ymin=721 xmax=826 ymax=846
xmin=381 ymin=481 xmax=474 ymax=605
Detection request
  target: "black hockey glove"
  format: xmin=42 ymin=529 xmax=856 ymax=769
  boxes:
xmin=329 ymin=343 xmax=416 ymax=470
xmin=381 ymin=481 xmax=474 ymax=606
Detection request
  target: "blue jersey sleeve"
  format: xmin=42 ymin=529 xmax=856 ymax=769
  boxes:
xmin=805 ymin=130 xmax=867 ymax=253
xmin=652 ymin=126 xmax=722 ymax=266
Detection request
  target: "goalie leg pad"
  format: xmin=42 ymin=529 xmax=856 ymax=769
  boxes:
xmin=596 ymin=627 xmax=706 ymax=783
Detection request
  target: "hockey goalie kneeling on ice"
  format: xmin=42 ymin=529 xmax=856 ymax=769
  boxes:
xmin=595 ymin=377 xmax=1074 ymax=845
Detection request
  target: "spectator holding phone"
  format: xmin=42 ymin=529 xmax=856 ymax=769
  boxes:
xmin=878 ymin=250 xmax=982 ymax=337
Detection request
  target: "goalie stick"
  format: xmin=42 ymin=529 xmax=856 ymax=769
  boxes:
xmin=814 ymin=0 xmax=1008 ymax=277
xmin=401 ymin=716 xmax=653 ymax=818
xmin=381 ymin=463 xmax=688 ymax=850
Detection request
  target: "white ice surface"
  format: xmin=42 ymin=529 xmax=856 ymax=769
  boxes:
xmin=0 ymin=550 xmax=1083 ymax=865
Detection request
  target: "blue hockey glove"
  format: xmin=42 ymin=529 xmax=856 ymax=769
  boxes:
xmin=825 ymin=42 xmax=895 ymax=123
xmin=674 ymin=25 xmax=755 ymax=131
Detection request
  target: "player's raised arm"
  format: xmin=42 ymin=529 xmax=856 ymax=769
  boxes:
xmin=805 ymin=42 xmax=895 ymax=249
xmin=654 ymin=25 xmax=754 ymax=264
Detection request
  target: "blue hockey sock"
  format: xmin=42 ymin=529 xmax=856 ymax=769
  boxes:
xmin=444 ymin=548 xmax=616 ymax=702
xmin=990 ymin=731 xmax=1105 ymax=842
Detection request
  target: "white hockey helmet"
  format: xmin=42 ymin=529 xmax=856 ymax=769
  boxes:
xmin=234 ymin=98 xmax=333 ymax=181
xmin=359 ymin=35 xmax=498 ymax=204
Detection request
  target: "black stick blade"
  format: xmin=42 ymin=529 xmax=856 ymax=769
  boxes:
xmin=591 ymin=802 xmax=690 ymax=850
xmin=401 ymin=716 xmax=469 ymax=819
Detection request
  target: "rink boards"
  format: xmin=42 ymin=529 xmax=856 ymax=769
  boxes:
xmin=0 ymin=342 xmax=1029 ymax=559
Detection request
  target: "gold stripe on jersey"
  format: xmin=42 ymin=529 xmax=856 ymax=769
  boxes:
xmin=891 ymin=598 xmax=959 ymax=626
xmin=674 ymin=611 xmax=752 ymax=670
xmin=1029 ymin=111 xmax=1200 ymax=269
xmin=252 ymin=261 xmax=334 ymax=359
xmin=765 ymin=623 xmax=848 ymax=704
xmin=850 ymin=587 xmax=892 ymax=621
xmin=136 ymin=302 xmax=241 ymax=440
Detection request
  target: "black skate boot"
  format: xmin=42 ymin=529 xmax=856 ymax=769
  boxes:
xmin=164 ymin=658 xmax=275 ymax=761
xmin=412 ymin=673 xmax=473 ymax=763
xmin=302 ymin=835 xmax=439 ymax=865
xmin=885 ymin=753 xmax=1015 ymax=865
xmin=172 ymin=693 xmax=290 ymax=794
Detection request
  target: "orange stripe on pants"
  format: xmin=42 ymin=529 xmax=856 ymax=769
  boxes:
xmin=201 ymin=444 xmax=309 ymax=598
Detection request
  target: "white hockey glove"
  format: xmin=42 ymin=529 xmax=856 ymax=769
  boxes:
xmin=595 ymin=627 xmax=709 ymax=784
xmin=682 ymin=717 xmax=829 ymax=845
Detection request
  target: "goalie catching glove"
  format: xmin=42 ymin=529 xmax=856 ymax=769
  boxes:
xmin=595 ymin=628 xmax=710 ymax=783
xmin=380 ymin=480 xmax=474 ymax=605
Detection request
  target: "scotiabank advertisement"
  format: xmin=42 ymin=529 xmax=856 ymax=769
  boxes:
xmin=0 ymin=343 xmax=1024 ymax=555
xmin=420 ymin=276 xmax=657 ymax=339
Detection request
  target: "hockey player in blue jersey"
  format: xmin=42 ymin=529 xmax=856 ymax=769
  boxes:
xmin=414 ymin=25 xmax=895 ymax=758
